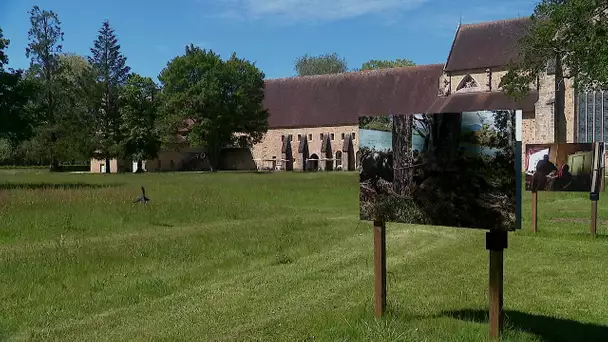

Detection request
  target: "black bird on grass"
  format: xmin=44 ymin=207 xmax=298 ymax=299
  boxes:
xmin=134 ymin=186 xmax=150 ymax=204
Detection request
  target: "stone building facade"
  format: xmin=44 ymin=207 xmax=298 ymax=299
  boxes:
xmin=91 ymin=16 xmax=588 ymax=173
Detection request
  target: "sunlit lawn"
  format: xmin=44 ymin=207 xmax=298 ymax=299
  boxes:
xmin=1 ymin=170 xmax=607 ymax=341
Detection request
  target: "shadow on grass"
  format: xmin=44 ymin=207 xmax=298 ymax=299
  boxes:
xmin=443 ymin=309 xmax=608 ymax=341
xmin=0 ymin=182 xmax=125 ymax=190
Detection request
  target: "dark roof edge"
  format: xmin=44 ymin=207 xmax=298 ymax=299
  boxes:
xmin=269 ymin=122 xmax=360 ymax=130
xmin=459 ymin=16 xmax=530 ymax=28
xmin=444 ymin=22 xmax=462 ymax=73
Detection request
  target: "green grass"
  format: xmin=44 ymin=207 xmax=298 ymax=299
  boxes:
xmin=1 ymin=169 xmax=607 ymax=341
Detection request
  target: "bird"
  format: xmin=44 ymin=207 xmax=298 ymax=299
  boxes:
xmin=133 ymin=186 xmax=150 ymax=204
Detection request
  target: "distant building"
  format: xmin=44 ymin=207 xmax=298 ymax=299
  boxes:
xmin=92 ymin=16 xmax=603 ymax=173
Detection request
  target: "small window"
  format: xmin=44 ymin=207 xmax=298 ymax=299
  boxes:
xmin=297 ymin=134 xmax=302 ymax=141
xmin=341 ymin=133 xmax=345 ymax=140
xmin=281 ymin=135 xmax=285 ymax=142
xmin=289 ymin=135 xmax=293 ymax=142
xmin=308 ymin=133 xmax=313 ymax=141
xmin=351 ymin=132 xmax=356 ymax=140
xmin=319 ymin=133 xmax=323 ymax=141
xmin=272 ymin=156 xmax=276 ymax=159
xmin=330 ymin=133 xmax=335 ymax=141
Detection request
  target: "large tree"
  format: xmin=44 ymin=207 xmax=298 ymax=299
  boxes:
xmin=360 ymin=58 xmax=416 ymax=71
xmin=294 ymin=52 xmax=348 ymax=76
xmin=25 ymin=6 xmax=64 ymax=171
xmin=119 ymin=73 xmax=161 ymax=172
xmin=54 ymin=53 xmax=97 ymax=161
xmin=158 ymin=45 xmax=269 ymax=171
xmin=500 ymin=0 xmax=608 ymax=98
xmin=88 ymin=20 xmax=131 ymax=173
xmin=0 ymin=27 xmax=37 ymax=146
xmin=16 ymin=54 xmax=96 ymax=166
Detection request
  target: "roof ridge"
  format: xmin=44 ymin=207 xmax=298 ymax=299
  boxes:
xmin=460 ymin=16 xmax=530 ymax=28
xmin=265 ymin=64 xmax=445 ymax=82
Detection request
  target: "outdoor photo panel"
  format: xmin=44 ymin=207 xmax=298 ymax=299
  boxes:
xmin=359 ymin=111 xmax=517 ymax=231
xmin=524 ymin=143 xmax=603 ymax=192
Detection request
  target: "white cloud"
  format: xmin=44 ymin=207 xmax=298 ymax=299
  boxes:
xmin=209 ymin=0 xmax=429 ymax=22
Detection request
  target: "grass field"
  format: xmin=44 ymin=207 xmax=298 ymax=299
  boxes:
xmin=1 ymin=170 xmax=608 ymax=341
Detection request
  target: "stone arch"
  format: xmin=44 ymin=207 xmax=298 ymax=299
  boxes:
xmin=335 ymin=151 xmax=343 ymax=169
xmin=309 ymin=153 xmax=319 ymax=171
xmin=456 ymin=74 xmax=480 ymax=93
xmin=321 ymin=133 xmax=333 ymax=171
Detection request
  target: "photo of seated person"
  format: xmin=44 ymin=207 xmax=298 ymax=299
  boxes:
xmin=552 ymin=164 xmax=573 ymax=191
xmin=531 ymin=155 xmax=556 ymax=191
xmin=525 ymin=143 xmax=596 ymax=192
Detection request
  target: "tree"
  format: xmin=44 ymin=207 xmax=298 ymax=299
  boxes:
xmin=0 ymin=27 xmax=37 ymax=146
xmin=119 ymin=73 xmax=161 ymax=172
xmin=294 ymin=53 xmax=348 ymax=76
xmin=88 ymin=20 xmax=131 ymax=173
xmin=360 ymin=58 xmax=416 ymax=71
xmin=158 ymin=45 xmax=269 ymax=171
xmin=392 ymin=115 xmax=413 ymax=197
xmin=54 ymin=53 xmax=97 ymax=161
xmin=25 ymin=6 xmax=64 ymax=171
xmin=500 ymin=0 xmax=608 ymax=99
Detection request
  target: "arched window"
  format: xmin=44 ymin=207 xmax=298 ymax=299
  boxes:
xmin=335 ymin=151 xmax=343 ymax=168
xmin=456 ymin=74 xmax=479 ymax=93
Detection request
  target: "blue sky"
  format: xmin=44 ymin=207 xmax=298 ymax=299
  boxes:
xmin=0 ymin=0 xmax=536 ymax=82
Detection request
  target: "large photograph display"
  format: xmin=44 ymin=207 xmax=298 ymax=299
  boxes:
xmin=525 ymin=143 xmax=603 ymax=192
xmin=359 ymin=111 xmax=517 ymax=231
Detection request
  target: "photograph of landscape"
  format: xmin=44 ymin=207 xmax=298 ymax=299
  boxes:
xmin=359 ymin=111 xmax=518 ymax=231
xmin=525 ymin=143 xmax=599 ymax=192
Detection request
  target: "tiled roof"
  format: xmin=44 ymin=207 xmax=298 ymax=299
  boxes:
xmin=444 ymin=17 xmax=532 ymax=72
xmin=263 ymin=64 xmax=445 ymax=128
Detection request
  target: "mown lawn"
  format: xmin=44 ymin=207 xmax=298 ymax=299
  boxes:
xmin=1 ymin=170 xmax=608 ymax=341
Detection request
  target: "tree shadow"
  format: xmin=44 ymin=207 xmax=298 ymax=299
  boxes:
xmin=0 ymin=182 xmax=125 ymax=190
xmin=442 ymin=309 xmax=608 ymax=341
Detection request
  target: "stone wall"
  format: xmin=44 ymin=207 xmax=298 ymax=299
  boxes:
xmin=250 ymin=125 xmax=359 ymax=171
xmin=90 ymin=158 xmax=124 ymax=173
xmin=447 ymin=68 xmax=508 ymax=94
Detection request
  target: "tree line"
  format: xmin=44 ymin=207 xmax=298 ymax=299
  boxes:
xmin=0 ymin=6 xmax=417 ymax=173
xmin=294 ymin=52 xmax=416 ymax=76
xmin=0 ymin=6 xmax=269 ymax=172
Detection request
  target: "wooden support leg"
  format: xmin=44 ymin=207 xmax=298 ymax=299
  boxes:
xmin=531 ymin=191 xmax=538 ymax=233
xmin=487 ymin=231 xmax=507 ymax=340
xmin=373 ymin=220 xmax=386 ymax=317
xmin=591 ymin=200 xmax=598 ymax=238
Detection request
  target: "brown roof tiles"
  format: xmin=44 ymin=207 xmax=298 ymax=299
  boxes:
xmin=263 ymin=64 xmax=445 ymax=128
xmin=444 ymin=17 xmax=532 ymax=72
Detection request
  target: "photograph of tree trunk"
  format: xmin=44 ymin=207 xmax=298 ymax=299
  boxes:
xmin=359 ymin=111 xmax=517 ymax=231
xmin=525 ymin=143 xmax=603 ymax=192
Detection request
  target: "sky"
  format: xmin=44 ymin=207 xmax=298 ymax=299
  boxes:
xmin=0 ymin=0 xmax=537 ymax=82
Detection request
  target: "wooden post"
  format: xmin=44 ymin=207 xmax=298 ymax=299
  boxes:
xmin=591 ymin=200 xmax=598 ymax=238
xmin=487 ymin=230 xmax=508 ymax=340
xmin=601 ymin=167 xmax=605 ymax=192
xmin=373 ymin=220 xmax=387 ymax=317
xmin=531 ymin=191 xmax=538 ymax=233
